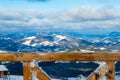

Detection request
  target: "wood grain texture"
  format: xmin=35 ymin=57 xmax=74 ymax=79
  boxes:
xmin=106 ymin=62 xmax=115 ymax=80
xmin=0 ymin=52 xmax=120 ymax=62
xmin=23 ymin=62 xmax=32 ymax=80
xmin=0 ymin=52 xmax=117 ymax=80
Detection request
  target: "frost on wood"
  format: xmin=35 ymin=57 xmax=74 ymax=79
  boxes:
xmin=30 ymin=59 xmax=37 ymax=67
xmin=32 ymin=73 xmax=39 ymax=80
xmin=94 ymin=62 xmax=108 ymax=74
xmin=30 ymin=60 xmax=39 ymax=80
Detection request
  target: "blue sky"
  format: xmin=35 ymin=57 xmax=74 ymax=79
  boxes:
xmin=0 ymin=0 xmax=120 ymax=34
xmin=1 ymin=0 xmax=120 ymax=12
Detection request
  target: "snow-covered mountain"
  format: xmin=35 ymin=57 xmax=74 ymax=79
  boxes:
xmin=18 ymin=34 xmax=92 ymax=52
xmin=0 ymin=32 xmax=120 ymax=52
xmin=0 ymin=37 xmax=37 ymax=52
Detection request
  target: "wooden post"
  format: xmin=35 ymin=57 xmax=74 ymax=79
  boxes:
xmin=106 ymin=61 xmax=115 ymax=80
xmin=23 ymin=62 xmax=32 ymax=80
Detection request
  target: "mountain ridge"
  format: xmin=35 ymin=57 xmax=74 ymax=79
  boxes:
xmin=0 ymin=32 xmax=120 ymax=52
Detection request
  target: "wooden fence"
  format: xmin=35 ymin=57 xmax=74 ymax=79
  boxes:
xmin=0 ymin=52 xmax=120 ymax=80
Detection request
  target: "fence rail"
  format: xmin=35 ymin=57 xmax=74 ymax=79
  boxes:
xmin=0 ymin=52 xmax=120 ymax=80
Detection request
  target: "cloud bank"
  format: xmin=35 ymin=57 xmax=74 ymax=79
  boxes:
xmin=0 ymin=6 xmax=120 ymax=32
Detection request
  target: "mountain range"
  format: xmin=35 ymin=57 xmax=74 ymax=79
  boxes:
xmin=0 ymin=32 xmax=120 ymax=52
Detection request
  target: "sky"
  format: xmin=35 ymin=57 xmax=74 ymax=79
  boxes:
xmin=0 ymin=0 xmax=120 ymax=34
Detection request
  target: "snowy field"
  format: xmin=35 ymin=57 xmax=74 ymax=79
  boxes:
xmin=0 ymin=75 xmax=120 ymax=80
xmin=0 ymin=75 xmax=23 ymax=80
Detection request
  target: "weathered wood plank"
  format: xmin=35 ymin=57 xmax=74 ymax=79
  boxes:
xmin=0 ymin=53 xmax=120 ymax=62
xmin=88 ymin=63 xmax=108 ymax=80
xmin=0 ymin=53 xmax=117 ymax=80
xmin=106 ymin=62 xmax=115 ymax=80
xmin=23 ymin=62 xmax=32 ymax=80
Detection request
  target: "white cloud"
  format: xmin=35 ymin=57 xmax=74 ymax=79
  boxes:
xmin=0 ymin=10 xmax=50 ymax=31
xmin=48 ymin=6 xmax=120 ymax=22
xmin=46 ymin=6 xmax=120 ymax=30
xmin=0 ymin=10 xmax=43 ymax=21
xmin=0 ymin=6 xmax=120 ymax=32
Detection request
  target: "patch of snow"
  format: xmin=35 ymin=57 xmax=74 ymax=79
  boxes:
xmin=22 ymin=36 xmax=36 ymax=46
xmin=4 ymin=75 xmax=23 ymax=80
xmin=55 ymin=35 xmax=67 ymax=41
xmin=40 ymin=41 xmax=54 ymax=46
xmin=116 ymin=75 xmax=120 ymax=80
xmin=81 ymin=61 xmax=89 ymax=63
xmin=25 ymin=36 xmax=36 ymax=40
xmin=68 ymin=78 xmax=76 ymax=80
xmin=0 ymin=65 xmax=8 ymax=71
xmin=53 ymin=42 xmax=58 ymax=45
xmin=76 ymin=75 xmax=86 ymax=80
xmin=100 ymin=76 xmax=106 ymax=80
xmin=55 ymin=61 xmax=70 ymax=63
xmin=22 ymin=40 xmax=31 ymax=46
xmin=0 ymin=50 xmax=7 ymax=53
xmin=76 ymin=61 xmax=79 ymax=63
xmin=80 ymin=49 xmax=95 ymax=53
xmin=104 ymin=40 xmax=111 ymax=44
xmin=2 ymin=75 xmax=120 ymax=80
xmin=32 ymin=73 xmax=39 ymax=80
xmin=38 ymin=53 xmax=46 ymax=56
xmin=31 ymin=43 xmax=38 ymax=46
xmin=97 ymin=62 xmax=106 ymax=66
xmin=111 ymin=50 xmax=119 ymax=52
xmin=3 ymin=38 xmax=11 ymax=40
xmin=52 ymin=77 xmax=85 ymax=80
xmin=93 ymin=39 xmax=100 ymax=43
xmin=100 ymin=47 xmax=106 ymax=50
xmin=30 ymin=60 xmax=36 ymax=67
xmin=113 ymin=42 xmax=117 ymax=44
xmin=74 ymin=42 xmax=79 ymax=47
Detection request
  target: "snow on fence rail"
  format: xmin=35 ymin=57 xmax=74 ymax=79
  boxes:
xmin=0 ymin=52 xmax=119 ymax=80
